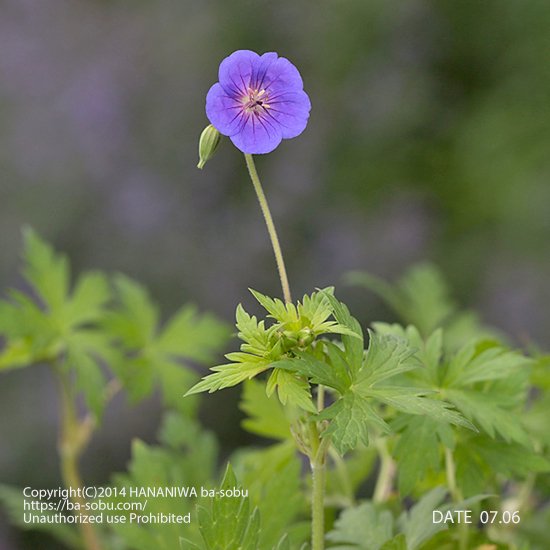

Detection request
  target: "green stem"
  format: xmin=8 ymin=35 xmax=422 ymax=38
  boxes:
xmin=445 ymin=448 xmax=468 ymax=550
xmin=57 ymin=372 xmax=103 ymax=550
xmin=244 ymin=154 xmax=292 ymax=304
xmin=317 ymin=384 xmax=325 ymax=412
xmin=444 ymin=447 xmax=461 ymax=502
xmin=373 ymin=438 xmax=395 ymax=503
xmin=309 ymin=421 xmax=327 ymax=550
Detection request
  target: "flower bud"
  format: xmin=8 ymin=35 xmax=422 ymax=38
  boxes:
xmin=298 ymin=327 xmax=314 ymax=347
xmin=197 ymin=124 xmax=222 ymax=169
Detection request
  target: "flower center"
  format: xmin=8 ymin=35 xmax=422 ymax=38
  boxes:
xmin=242 ymin=88 xmax=270 ymax=115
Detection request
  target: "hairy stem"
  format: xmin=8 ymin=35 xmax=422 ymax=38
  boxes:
xmin=244 ymin=154 xmax=292 ymax=303
xmin=57 ymin=371 xmax=103 ymax=550
xmin=445 ymin=447 xmax=468 ymax=550
xmin=373 ymin=438 xmax=395 ymax=503
xmin=445 ymin=447 xmax=460 ymax=501
xmin=309 ymin=421 xmax=328 ymax=550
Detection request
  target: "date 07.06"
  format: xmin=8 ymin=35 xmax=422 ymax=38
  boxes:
xmin=432 ymin=510 xmax=520 ymax=524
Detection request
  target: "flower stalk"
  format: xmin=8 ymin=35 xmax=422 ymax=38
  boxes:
xmin=244 ymin=154 xmax=292 ymax=304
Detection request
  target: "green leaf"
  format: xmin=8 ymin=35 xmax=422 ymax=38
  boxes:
xmin=316 ymin=329 xmax=470 ymax=455
xmin=313 ymin=322 xmax=473 ymax=456
xmin=65 ymin=344 xmax=106 ymax=419
xmin=198 ymin=464 xmax=260 ymax=550
xmin=112 ymin=354 xmax=155 ymax=402
xmin=318 ymin=392 xmax=389 ymax=455
xmin=445 ymin=346 xmax=532 ymax=387
xmin=0 ymin=231 xmax=111 ymax=373
xmin=445 ymin=388 xmax=530 ymax=445
xmin=347 ymin=264 xmax=456 ymax=336
xmin=523 ymin=393 xmax=550 ymax=448
xmin=326 ymin=501 xmax=394 ymax=549
xmin=0 ymin=484 xmax=82 ymax=549
xmin=250 ymin=289 xmax=293 ymax=323
xmin=321 ymin=291 xmax=364 ymax=374
xmin=393 ymin=417 xmax=442 ymax=496
xmin=0 ymin=337 xmax=39 ymax=371
xmin=239 ymin=380 xmax=291 ymax=439
xmin=273 ymin=348 xmax=350 ymax=394
xmin=357 ymin=331 xmax=417 ymax=386
xmin=238 ymin=450 xmax=307 ymax=550
xmin=109 ymin=414 xmax=218 ymax=550
xmin=22 ymin=227 xmax=70 ymax=315
xmin=186 ymin=357 xmax=270 ymax=395
xmin=266 ymin=368 xmax=317 ymax=413
xmin=380 ymin=534 xmax=407 ymax=550
xmin=397 ymin=486 xmax=448 ymax=550
xmin=63 ymin=271 xmax=110 ymax=327
xmin=251 ymin=287 xmax=358 ymax=339
xmin=104 ymin=275 xmax=159 ymax=348
xmin=156 ymin=360 xmax=198 ymax=415
xmin=458 ymin=437 xmax=550 ymax=481
xmin=107 ymin=275 xmax=228 ymax=408
xmin=235 ymin=304 xmax=274 ymax=357
xmin=157 ymin=305 xmax=230 ymax=363
xmin=0 ymin=230 xmax=117 ymax=416
xmin=362 ymin=387 xmax=473 ymax=429
xmin=298 ymin=287 xmax=335 ymax=327
xmin=348 ymin=265 xmax=500 ymax=350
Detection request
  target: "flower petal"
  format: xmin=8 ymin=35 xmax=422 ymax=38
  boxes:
xmin=267 ymin=89 xmax=311 ymax=139
xmin=262 ymin=56 xmax=305 ymax=94
xmin=218 ymin=50 xmax=259 ymax=96
xmin=230 ymin=113 xmax=283 ymax=154
xmin=205 ymin=83 xmax=244 ymax=137
xmin=252 ymin=52 xmax=278 ymax=90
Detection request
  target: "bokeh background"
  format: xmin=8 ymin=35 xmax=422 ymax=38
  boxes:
xmin=1 ymin=0 xmax=549 ymax=547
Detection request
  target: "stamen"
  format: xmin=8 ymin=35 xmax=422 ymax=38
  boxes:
xmin=242 ymin=87 xmax=270 ymax=114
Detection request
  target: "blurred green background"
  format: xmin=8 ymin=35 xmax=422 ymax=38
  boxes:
xmin=1 ymin=0 xmax=549 ymax=547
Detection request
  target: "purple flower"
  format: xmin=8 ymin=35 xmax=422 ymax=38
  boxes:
xmin=205 ymin=50 xmax=311 ymax=155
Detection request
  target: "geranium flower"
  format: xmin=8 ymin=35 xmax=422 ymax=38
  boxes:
xmin=205 ymin=50 xmax=311 ymax=155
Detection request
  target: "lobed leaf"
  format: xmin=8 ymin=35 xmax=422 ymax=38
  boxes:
xmin=397 ymin=486 xmax=448 ymax=550
xmin=321 ymin=291 xmax=364 ymax=374
xmin=266 ymin=368 xmax=317 ymax=413
xmin=445 ymin=388 xmax=530 ymax=445
xmin=326 ymin=501 xmax=394 ymax=550
xmin=393 ymin=417 xmax=444 ymax=496
xmin=357 ymin=331 xmax=418 ymax=387
xmin=22 ymin=227 xmax=70 ymax=315
xmin=318 ymin=391 xmax=389 ymax=455
xmin=239 ymin=379 xmax=291 ymax=440
xmin=186 ymin=358 xmax=270 ymax=395
xmin=273 ymin=351 xmax=350 ymax=395
xmin=197 ymin=464 xmax=260 ymax=550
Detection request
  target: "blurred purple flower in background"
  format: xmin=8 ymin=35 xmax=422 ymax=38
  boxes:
xmin=206 ymin=50 xmax=311 ymax=154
